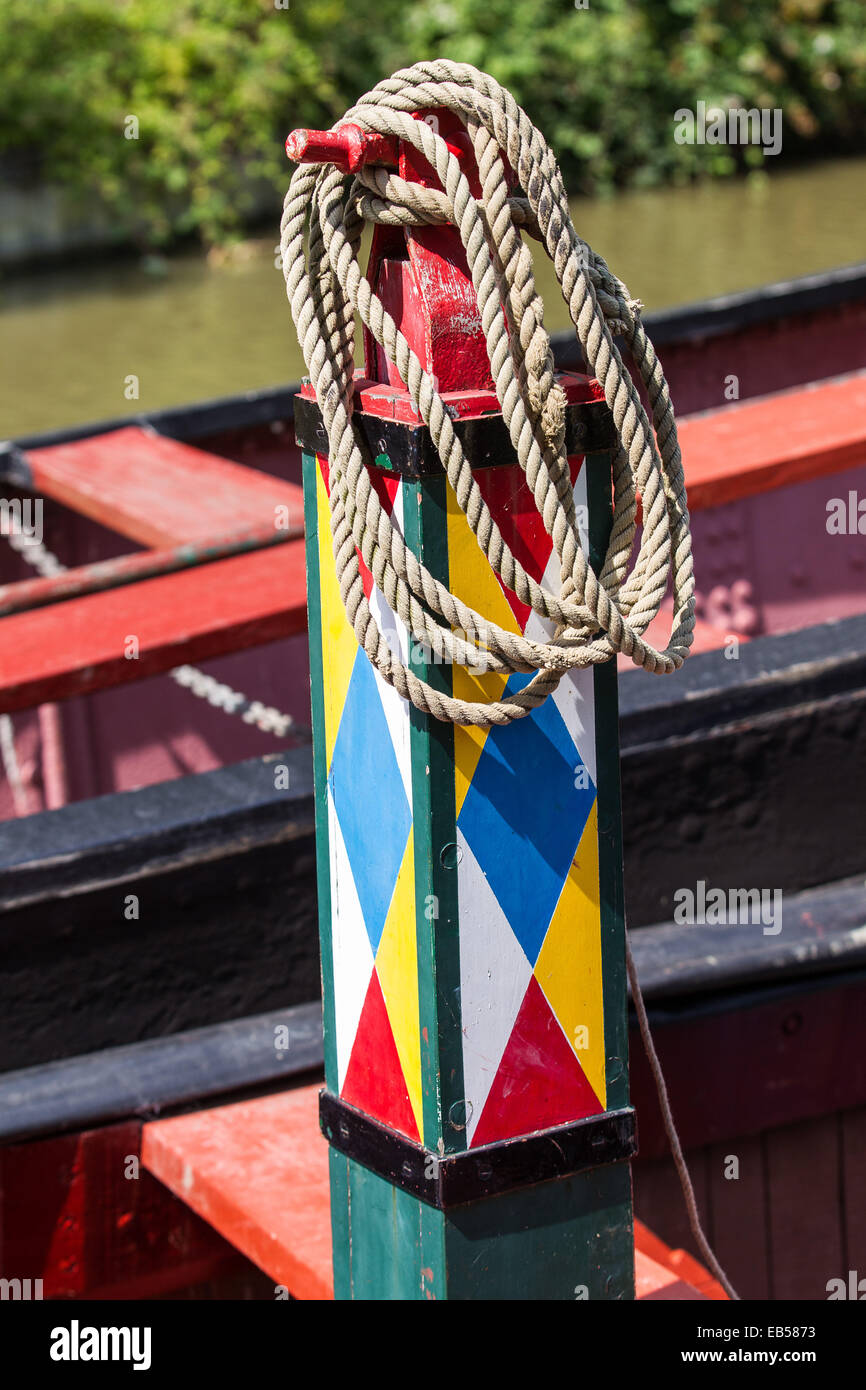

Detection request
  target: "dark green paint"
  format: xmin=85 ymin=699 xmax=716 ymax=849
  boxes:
xmin=301 ymin=450 xmax=339 ymax=1095
xmin=444 ymin=1162 xmax=634 ymax=1300
xmin=403 ymin=474 xmax=466 ymax=1155
xmin=341 ymin=1156 xmax=447 ymax=1300
xmin=586 ymin=451 xmax=630 ymax=1114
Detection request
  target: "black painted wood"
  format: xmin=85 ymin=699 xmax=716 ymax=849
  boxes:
xmin=0 ymin=747 xmax=320 ymax=1071
xmin=620 ymin=615 xmax=866 ymax=927
xmin=293 ymin=392 xmax=615 ymax=476
xmin=0 ymin=1001 xmax=322 ymax=1144
xmin=320 ymin=1091 xmax=636 ymax=1208
xmin=629 ymin=874 xmax=866 ymax=1000
xmin=0 ymin=614 xmax=863 ymax=1079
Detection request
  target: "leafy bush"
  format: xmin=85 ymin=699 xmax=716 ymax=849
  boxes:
xmin=0 ymin=0 xmax=862 ymax=247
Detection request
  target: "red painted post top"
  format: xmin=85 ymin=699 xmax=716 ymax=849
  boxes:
xmin=285 ymin=121 xmax=474 ymax=174
xmin=288 ymin=111 xmax=495 ymax=394
xmin=286 ymin=124 xmax=399 ymax=173
xmin=285 ymin=111 xmax=581 ymax=405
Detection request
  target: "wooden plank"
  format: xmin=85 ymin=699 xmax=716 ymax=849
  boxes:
xmin=0 ymin=541 xmax=307 ymax=713
xmin=141 ymin=1085 xmax=334 ymax=1301
xmin=765 ymin=1112 xmax=844 ymax=1300
xmin=679 ymin=371 xmax=866 ymax=512
xmin=633 ymin=1247 xmax=707 ymax=1300
xmin=631 ymin=1147 xmax=711 ymax=1266
xmin=633 ymin=1220 xmax=725 ymax=1300
xmin=0 ymin=523 xmax=295 ymax=618
xmin=706 ymin=1135 xmax=770 ymax=1300
xmin=25 ymin=426 xmax=305 ymax=548
xmin=141 ymin=1083 xmax=713 ymax=1301
xmin=841 ymin=1107 xmax=866 ymax=1280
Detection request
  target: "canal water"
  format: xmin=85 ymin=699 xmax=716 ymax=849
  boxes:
xmin=2 ymin=156 xmax=864 ymax=439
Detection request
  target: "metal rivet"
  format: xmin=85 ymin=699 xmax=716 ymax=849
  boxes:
xmin=440 ymin=842 xmax=463 ymax=869
xmin=448 ymin=1099 xmax=470 ymax=1130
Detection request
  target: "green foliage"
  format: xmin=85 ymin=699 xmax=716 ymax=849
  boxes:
xmin=0 ymin=0 xmax=863 ymax=247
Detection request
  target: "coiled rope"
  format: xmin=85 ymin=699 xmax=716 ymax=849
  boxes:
xmin=281 ymin=61 xmax=737 ymax=1298
xmin=280 ymin=59 xmax=695 ymax=728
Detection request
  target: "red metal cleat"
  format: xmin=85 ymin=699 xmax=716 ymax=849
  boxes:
xmin=286 ymin=120 xmax=474 ymax=176
xmin=285 ymin=124 xmax=399 ymax=173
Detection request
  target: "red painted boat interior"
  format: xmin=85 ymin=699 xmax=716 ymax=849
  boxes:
xmin=138 ymin=1082 xmax=726 ymax=1300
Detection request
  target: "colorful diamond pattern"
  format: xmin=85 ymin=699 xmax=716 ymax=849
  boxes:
xmin=448 ymin=460 xmax=609 ymax=1147
xmin=316 ymin=461 xmax=422 ymax=1141
xmin=315 ymin=449 xmax=609 ymax=1152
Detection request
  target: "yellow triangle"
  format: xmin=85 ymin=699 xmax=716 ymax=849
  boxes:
xmin=315 ymin=460 xmax=362 ymax=770
xmin=445 ymin=481 xmax=521 ymax=815
xmin=534 ymin=801 xmax=607 ymax=1109
xmin=375 ymin=828 xmax=423 ymax=1139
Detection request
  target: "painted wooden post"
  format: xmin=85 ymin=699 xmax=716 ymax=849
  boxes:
xmin=292 ymin=111 xmax=636 ymax=1300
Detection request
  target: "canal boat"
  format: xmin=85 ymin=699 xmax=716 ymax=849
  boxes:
xmin=0 ymin=261 xmax=864 ymax=1299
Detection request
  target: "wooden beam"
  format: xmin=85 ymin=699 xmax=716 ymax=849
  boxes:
xmin=141 ymin=1083 xmax=717 ymax=1301
xmin=680 ymin=371 xmax=866 ymax=512
xmin=0 ymin=523 xmax=297 ymax=618
xmin=142 ymin=1085 xmax=334 ymax=1301
xmin=25 ymin=426 xmax=305 ymax=548
xmin=0 ymin=542 xmax=307 ymax=713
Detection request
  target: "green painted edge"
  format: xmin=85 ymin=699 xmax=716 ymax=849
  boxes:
xmin=585 ymin=452 xmax=630 ymax=1115
xmin=343 ymin=1156 xmax=447 ymax=1299
xmin=443 ymin=1161 xmax=634 ymax=1299
xmin=328 ymin=1149 xmax=352 ymax=1300
xmin=301 ymin=451 xmax=339 ymax=1094
xmin=403 ymin=473 xmax=466 ymax=1155
xmin=304 ymin=450 xmax=358 ymax=1296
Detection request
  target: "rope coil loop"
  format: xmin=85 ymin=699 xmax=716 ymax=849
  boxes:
xmin=281 ymin=60 xmax=695 ymax=728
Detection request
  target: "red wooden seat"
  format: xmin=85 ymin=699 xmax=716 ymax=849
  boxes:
xmin=679 ymin=369 xmax=866 ymax=512
xmin=0 ymin=426 xmax=307 ymax=714
xmin=25 ymin=426 xmax=304 ymax=547
xmin=0 ymin=541 xmax=307 ymax=714
xmin=141 ymin=1083 xmax=725 ymax=1301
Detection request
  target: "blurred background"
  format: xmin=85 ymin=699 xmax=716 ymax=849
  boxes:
xmin=1 ymin=0 xmax=864 ymax=437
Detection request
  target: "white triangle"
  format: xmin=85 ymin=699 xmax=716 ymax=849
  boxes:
xmin=328 ymin=788 xmax=375 ymax=1089
xmin=368 ymin=485 xmax=413 ymax=807
xmin=523 ymin=465 xmax=597 ymax=785
xmin=456 ymin=828 xmax=533 ymax=1145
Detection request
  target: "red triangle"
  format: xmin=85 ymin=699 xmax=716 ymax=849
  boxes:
xmin=471 ymin=975 xmax=603 ymax=1148
xmin=472 ymin=461 xmax=583 ymax=634
xmin=356 ymin=469 xmax=401 ymax=601
xmin=319 ymin=459 xmax=399 ymax=603
xmin=341 ymin=969 xmax=420 ymax=1142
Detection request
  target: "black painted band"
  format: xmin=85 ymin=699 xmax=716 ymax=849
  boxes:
xmin=294 ymin=393 xmax=616 ymax=475
xmin=319 ymin=1090 xmax=637 ymax=1208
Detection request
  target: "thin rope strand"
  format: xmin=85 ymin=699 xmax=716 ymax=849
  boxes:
xmin=626 ymin=937 xmax=740 ymax=1301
